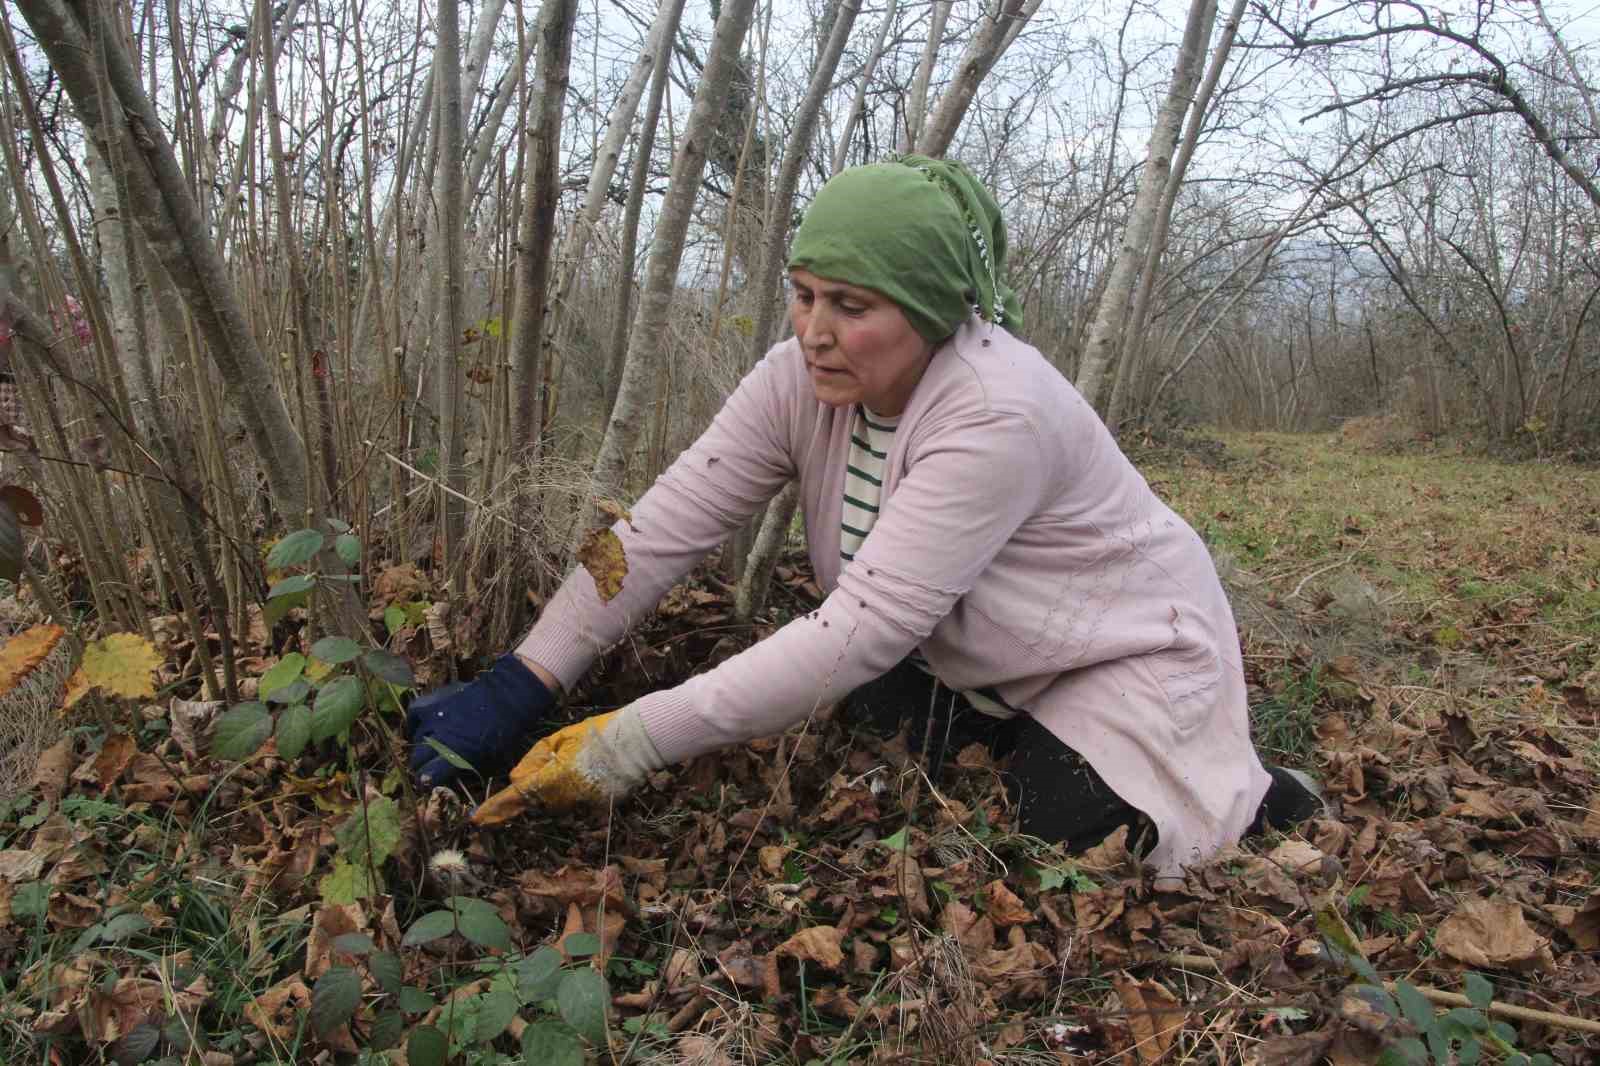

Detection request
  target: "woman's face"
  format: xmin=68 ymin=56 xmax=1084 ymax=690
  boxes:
xmin=788 ymin=269 xmax=935 ymax=416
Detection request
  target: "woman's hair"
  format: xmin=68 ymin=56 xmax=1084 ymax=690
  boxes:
xmin=787 ymin=156 xmax=1022 ymax=343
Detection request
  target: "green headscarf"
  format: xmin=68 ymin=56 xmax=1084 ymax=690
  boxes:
xmin=786 ymin=155 xmax=1023 ymax=343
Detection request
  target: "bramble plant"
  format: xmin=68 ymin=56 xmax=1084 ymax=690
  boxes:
xmin=1366 ymin=973 xmax=1555 ymax=1066
xmin=211 ymin=521 xmax=416 ymax=904
xmin=310 ymin=895 xmax=609 ymax=1066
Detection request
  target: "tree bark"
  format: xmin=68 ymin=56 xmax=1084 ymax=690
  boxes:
xmin=832 ymin=0 xmax=899 ymax=174
xmin=900 ymin=0 xmax=951 ymax=154
xmin=508 ymin=0 xmax=580 ymax=457
xmin=914 ymin=0 xmax=1044 ymax=158
xmin=14 ymin=0 xmax=311 ymax=523
xmin=1073 ymin=0 xmax=1218 ymax=410
xmin=588 ymin=0 xmax=760 ymax=503
xmin=433 ymin=0 xmax=468 ymax=591
xmin=1108 ymin=0 xmax=1240 ymax=430
xmin=602 ymin=0 xmax=686 ymax=416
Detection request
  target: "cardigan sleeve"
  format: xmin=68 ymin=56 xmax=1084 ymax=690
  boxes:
xmin=636 ymin=406 xmax=1050 ymax=764
xmin=514 ymin=349 xmax=798 ymax=688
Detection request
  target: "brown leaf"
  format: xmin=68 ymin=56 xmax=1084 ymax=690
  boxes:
xmin=48 ymin=890 xmax=100 ymax=928
xmin=774 ymin=925 xmax=845 ymax=970
xmin=980 ymin=879 xmax=1032 ymax=927
xmin=244 ymin=974 xmax=311 ymax=1040
xmin=0 ymin=624 xmax=64 ymax=696
xmin=91 ymin=733 xmax=137 ymax=791
xmin=169 ymin=696 xmax=224 ymax=760
xmin=1254 ymin=1025 xmax=1337 ymax=1066
xmin=32 ymin=736 xmax=72 ymax=800
xmin=1549 ymin=892 xmax=1600 ymax=950
xmin=715 ymin=943 xmax=767 ymax=989
xmin=0 ymin=848 xmax=44 ymax=882
xmin=1434 ymin=897 xmax=1554 ymax=972
xmin=305 ymin=903 xmax=367 ymax=979
xmin=941 ymin=899 xmax=996 ymax=953
xmin=576 ymin=526 xmax=628 ymax=602
xmin=1113 ymin=975 xmax=1186 ymax=1064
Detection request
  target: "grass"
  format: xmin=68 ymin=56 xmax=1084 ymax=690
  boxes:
xmin=1141 ymin=431 xmax=1600 ymax=754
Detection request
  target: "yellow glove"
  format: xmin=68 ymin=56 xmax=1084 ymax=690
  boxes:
xmin=470 ymin=706 xmax=665 ymax=825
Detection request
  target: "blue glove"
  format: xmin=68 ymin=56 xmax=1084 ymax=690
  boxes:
xmin=405 ymin=654 xmax=556 ymax=788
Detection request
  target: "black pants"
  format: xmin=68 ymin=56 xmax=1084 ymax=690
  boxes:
xmin=842 ymin=659 xmax=1319 ymax=855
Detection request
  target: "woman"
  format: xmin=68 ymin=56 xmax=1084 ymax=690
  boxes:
xmin=407 ymin=156 xmax=1319 ymax=879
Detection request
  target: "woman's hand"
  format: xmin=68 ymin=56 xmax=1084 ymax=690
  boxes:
xmin=404 ymin=654 xmax=557 ymax=788
xmin=471 ymin=707 xmax=664 ymax=825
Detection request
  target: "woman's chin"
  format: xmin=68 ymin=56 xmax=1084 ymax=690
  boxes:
xmin=809 ymin=380 xmax=859 ymax=408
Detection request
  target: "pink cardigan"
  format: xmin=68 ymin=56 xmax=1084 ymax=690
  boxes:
xmin=518 ymin=317 xmax=1272 ymax=877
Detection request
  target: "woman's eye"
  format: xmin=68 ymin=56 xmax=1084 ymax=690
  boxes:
xmin=840 ymin=303 xmax=866 ymax=315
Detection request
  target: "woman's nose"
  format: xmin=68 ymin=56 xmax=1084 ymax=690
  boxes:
xmin=802 ymin=307 xmax=833 ymax=349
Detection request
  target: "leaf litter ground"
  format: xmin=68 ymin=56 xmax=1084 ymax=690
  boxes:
xmin=2 ymin=430 xmax=1598 ymax=1064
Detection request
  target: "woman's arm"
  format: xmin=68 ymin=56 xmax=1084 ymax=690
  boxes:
xmin=633 ymin=408 xmax=1050 ymax=763
xmin=514 ymin=349 xmax=800 ymax=688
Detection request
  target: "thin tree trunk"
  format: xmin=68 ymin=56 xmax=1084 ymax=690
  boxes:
xmin=588 ymin=0 xmax=759 ymax=504
xmin=508 ymin=0 xmax=580 ymax=457
xmin=543 ymin=0 xmax=680 ymax=350
xmin=900 ymin=0 xmax=950 ymax=154
xmin=1108 ymin=0 xmax=1237 ymax=429
xmin=14 ymin=0 xmax=312 ymax=523
xmin=832 ymin=0 xmax=898 ymax=175
xmin=433 ymin=0 xmax=467 ymax=593
xmin=914 ymin=0 xmax=1044 ymax=158
xmin=1073 ymin=0 xmax=1218 ymax=409
xmin=602 ymin=0 xmax=685 ymax=416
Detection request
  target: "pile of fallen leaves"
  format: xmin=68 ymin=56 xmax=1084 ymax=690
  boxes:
xmin=3 ymin=455 xmax=1600 ymax=1063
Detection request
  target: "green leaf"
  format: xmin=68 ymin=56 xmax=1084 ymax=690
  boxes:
xmin=1463 ymin=971 xmax=1493 ymax=1011
xmin=311 ymin=636 xmax=361 ymax=665
xmin=424 ymin=737 xmax=475 ymax=771
xmin=384 ymin=605 xmax=407 ymax=636
xmin=369 ymin=951 xmax=402 ymax=994
xmin=335 ymin=532 xmax=362 ymax=567
xmin=403 ymin=909 xmax=458 ymax=947
xmin=877 ymin=826 xmax=908 ymax=850
xmin=100 ymin=913 xmax=150 ymax=942
xmin=522 ymin=1020 xmax=585 ymax=1066
xmin=333 ymin=932 xmax=375 ymax=956
xmin=275 ymin=703 xmax=312 ymax=760
xmin=1458 ymin=1036 xmax=1483 ymax=1066
xmin=407 ymin=1024 xmax=448 ymax=1066
xmin=1393 ymin=980 xmax=1436 ymax=1031
xmin=312 ymin=675 xmax=364 ymax=743
xmin=398 ymin=986 xmax=436 ymax=1014
xmin=515 ymin=947 xmax=564 ymax=999
xmin=363 ymin=648 xmax=415 ymax=687
xmin=259 ymin=653 xmax=307 ymax=699
xmin=111 ymin=1021 xmax=161 ymax=1064
xmin=11 ymin=881 xmax=48 ymax=919
xmin=310 ymin=965 xmax=362 ymax=1036
xmin=1376 ymin=1039 xmax=1429 ymax=1066
xmin=326 ymin=516 xmax=352 ymax=533
xmin=212 ymin=703 xmax=272 ymax=760
xmin=1440 ymin=1007 xmax=1487 ymax=1034
xmin=264 ymin=587 xmax=309 ymax=627
xmin=563 ymin=931 xmax=601 ymax=958
xmin=267 ymin=573 xmax=316 ymax=600
xmin=556 ymin=968 xmax=608 ymax=1043
xmin=265 ymin=677 xmax=311 ymax=705
xmin=457 ymin=906 xmax=512 ymax=952
xmin=369 ymin=1008 xmax=404 ymax=1051
xmin=334 ymin=795 xmax=403 ymax=866
xmin=319 ymin=857 xmax=381 ymax=904
xmin=472 ymin=988 xmax=521 ymax=1042
xmin=267 ymin=528 xmax=327 ymax=569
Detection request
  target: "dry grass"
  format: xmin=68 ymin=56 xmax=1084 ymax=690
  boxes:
xmin=0 ymin=629 xmax=72 ymax=794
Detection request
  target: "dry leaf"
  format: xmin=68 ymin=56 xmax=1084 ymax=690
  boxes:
xmin=0 ymin=624 xmax=64 ymax=695
xmin=576 ymin=527 xmax=628 ymax=602
xmin=0 ymin=848 xmax=44 ymax=882
xmin=1549 ymin=892 xmax=1600 ymax=951
xmin=1114 ymin=975 xmax=1186 ymax=1064
xmin=775 ymin=925 xmax=845 ymax=970
xmin=1434 ymin=897 xmax=1554 ymax=971
xmin=91 ymin=733 xmax=137 ymax=791
xmin=980 ymin=879 xmax=1032 ymax=927
xmin=169 ymin=696 xmax=224 ymax=760
xmin=33 ymin=736 xmax=72 ymax=800
xmin=77 ymin=633 xmax=161 ymax=700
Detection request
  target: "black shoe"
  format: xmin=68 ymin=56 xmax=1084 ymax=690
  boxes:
xmin=1251 ymin=765 xmax=1328 ymax=834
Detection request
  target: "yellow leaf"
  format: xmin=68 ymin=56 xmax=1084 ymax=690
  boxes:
xmin=61 ymin=667 xmax=92 ymax=711
xmin=79 ymin=632 xmax=160 ymax=700
xmin=576 ymin=527 xmax=628 ymax=603
xmin=0 ymin=624 xmax=64 ymax=697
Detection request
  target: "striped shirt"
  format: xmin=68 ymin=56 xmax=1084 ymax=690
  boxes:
xmin=840 ymin=406 xmax=897 ymax=562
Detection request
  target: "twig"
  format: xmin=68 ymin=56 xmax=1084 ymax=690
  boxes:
xmin=1168 ymin=954 xmax=1600 ymax=1036
xmin=365 ymin=441 xmax=532 ymax=533
xmin=1287 ymin=554 xmax=1354 ymax=600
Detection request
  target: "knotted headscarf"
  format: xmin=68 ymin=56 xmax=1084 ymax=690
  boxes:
xmin=786 ymin=155 xmax=1023 ymax=343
